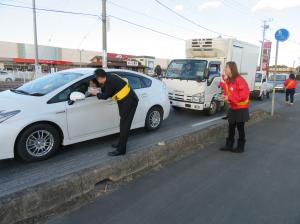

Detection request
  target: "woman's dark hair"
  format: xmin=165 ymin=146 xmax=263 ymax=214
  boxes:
xmin=94 ymin=68 xmax=107 ymax=78
xmin=289 ymin=73 xmax=296 ymax=80
xmin=90 ymin=78 xmax=100 ymax=87
xmin=226 ymin=61 xmax=239 ymax=81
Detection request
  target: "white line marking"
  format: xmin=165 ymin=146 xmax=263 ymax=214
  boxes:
xmin=192 ymin=116 xmax=224 ymax=127
xmin=295 ymin=93 xmax=300 ymax=96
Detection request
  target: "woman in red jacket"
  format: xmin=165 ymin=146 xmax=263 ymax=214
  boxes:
xmin=219 ymin=61 xmax=250 ymax=153
xmin=284 ymin=73 xmax=297 ymax=105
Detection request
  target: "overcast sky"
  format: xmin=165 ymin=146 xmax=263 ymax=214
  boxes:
xmin=0 ymin=0 xmax=299 ymax=66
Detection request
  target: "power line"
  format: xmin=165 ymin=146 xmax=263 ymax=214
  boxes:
xmin=0 ymin=2 xmax=185 ymax=41
xmin=107 ymin=0 xmax=200 ymax=35
xmin=153 ymin=0 xmax=233 ymax=37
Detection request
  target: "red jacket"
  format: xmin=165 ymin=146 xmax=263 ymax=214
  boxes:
xmin=284 ymin=78 xmax=297 ymax=89
xmin=219 ymin=75 xmax=229 ymax=96
xmin=225 ymin=75 xmax=250 ymax=110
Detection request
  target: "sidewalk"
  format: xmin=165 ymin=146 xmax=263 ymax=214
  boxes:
xmin=49 ymin=101 xmax=300 ymax=224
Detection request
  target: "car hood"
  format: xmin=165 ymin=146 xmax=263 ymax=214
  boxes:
xmin=0 ymin=90 xmax=43 ymax=111
xmin=162 ymin=78 xmax=206 ymax=95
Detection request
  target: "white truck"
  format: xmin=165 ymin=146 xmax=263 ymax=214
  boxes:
xmin=163 ymin=38 xmax=259 ymax=115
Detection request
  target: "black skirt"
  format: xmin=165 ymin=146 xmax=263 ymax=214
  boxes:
xmin=227 ymin=108 xmax=250 ymax=124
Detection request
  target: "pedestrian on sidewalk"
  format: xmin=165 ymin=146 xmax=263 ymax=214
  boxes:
xmin=284 ymin=73 xmax=297 ymax=106
xmin=219 ymin=61 xmax=250 ymax=153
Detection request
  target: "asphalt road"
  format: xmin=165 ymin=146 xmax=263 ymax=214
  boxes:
xmin=49 ymin=93 xmax=300 ymax=224
xmin=0 ymin=91 xmax=295 ymax=198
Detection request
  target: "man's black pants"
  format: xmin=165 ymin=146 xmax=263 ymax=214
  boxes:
xmin=286 ymin=88 xmax=295 ymax=103
xmin=228 ymin=122 xmax=245 ymax=141
xmin=117 ymin=97 xmax=138 ymax=153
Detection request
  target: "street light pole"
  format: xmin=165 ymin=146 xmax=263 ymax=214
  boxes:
xmin=102 ymin=0 xmax=107 ymax=68
xmin=271 ymin=40 xmax=279 ymax=117
xmin=32 ymin=0 xmax=40 ymax=77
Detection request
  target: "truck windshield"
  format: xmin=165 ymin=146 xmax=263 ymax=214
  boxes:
xmin=269 ymin=75 xmax=286 ymax=81
xmin=166 ymin=60 xmax=207 ymax=81
xmin=255 ymin=73 xmax=262 ymax=82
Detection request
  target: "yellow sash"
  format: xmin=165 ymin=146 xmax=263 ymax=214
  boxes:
xmin=111 ymin=73 xmax=130 ymax=101
xmin=225 ymin=83 xmax=249 ymax=106
xmin=286 ymin=80 xmax=295 ymax=89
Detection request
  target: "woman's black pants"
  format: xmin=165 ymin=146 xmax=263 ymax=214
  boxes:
xmin=286 ymin=88 xmax=295 ymax=103
xmin=228 ymin=122 xmax=245 ymax=141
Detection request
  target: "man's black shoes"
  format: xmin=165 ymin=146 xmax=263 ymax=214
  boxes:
xmin=111 ymin=143 xmax=119 ymax=148
xmin=108 ymin=150 xmax=126 ymax=156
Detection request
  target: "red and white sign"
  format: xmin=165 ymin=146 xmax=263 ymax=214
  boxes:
xmin=13 ymin=58 xmax=72 ymax=65
xmin=107 ymin=53 xmax=132 ymax=60
xmin=261 ymin=41 xmax=272 ymax=72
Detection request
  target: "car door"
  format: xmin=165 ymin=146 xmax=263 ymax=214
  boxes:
xmin=205 ymin=62 xmax=221 ymax=103
xmin=114 ymin=71 xmax=150 ymax=127
xmin=56 ymin=76 xmax=119 ymax=139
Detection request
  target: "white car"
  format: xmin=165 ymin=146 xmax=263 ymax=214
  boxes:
xmin=0 ymin=70 xmax=15 ymax=82
xmin=0 ymin=68 xmax=170 ymax=162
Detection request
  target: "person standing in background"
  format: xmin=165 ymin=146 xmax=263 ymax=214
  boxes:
xmin=219 ymin=61 xmax=250 ymax=153
xmin=284 ymin=73 xmax=297 ymax=106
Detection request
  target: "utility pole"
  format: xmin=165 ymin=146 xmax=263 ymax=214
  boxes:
xmin=259 ymin=20 xmax=270 ymax=71
xmin=32 ymin=0 xmax=40 ymax=77
xmin=102 ymin=0 xmax=107 ymax=68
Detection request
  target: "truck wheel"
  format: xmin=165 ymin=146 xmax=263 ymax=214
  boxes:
xmin=172 ymin=106 xmax=181 ymax=111
xmin=145 ymin=106 xmax=163 ymax=131
xmin=16 ymin=123 xmax=61 ymax=162
xmin=206 ymin=101 xmax=217 ymax=116
xmin=259 ymin=92 xmax=265 ymax=101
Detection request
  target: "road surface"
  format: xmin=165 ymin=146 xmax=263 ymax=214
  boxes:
xmin=49 ymin=92 xmax=300 ymax=224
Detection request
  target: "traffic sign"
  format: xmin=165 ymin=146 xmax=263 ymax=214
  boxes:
xmin=275 ymin=29 xmax=289 ymax=42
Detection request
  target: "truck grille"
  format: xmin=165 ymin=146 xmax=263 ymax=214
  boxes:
xmin=169 ymin=93 xmax=192 ymax=102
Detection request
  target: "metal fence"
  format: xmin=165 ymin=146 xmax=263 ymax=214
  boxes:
xmin=0 ymin=71 xmax=36 ymax=92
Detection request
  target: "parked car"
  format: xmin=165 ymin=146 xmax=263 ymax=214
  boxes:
xmin=0 ymin=68 xmax=170 ymax=162
xmin=0 ymin=70 xmax=15 ymax=82
xmin=252 ymin=72 xmax=273 ymax=100
xmin=268 ymin=74 xmax=289 ymax=92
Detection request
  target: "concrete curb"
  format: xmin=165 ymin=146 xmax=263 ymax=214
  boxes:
xmin=0 ymin=109 xmax=269 ymax=224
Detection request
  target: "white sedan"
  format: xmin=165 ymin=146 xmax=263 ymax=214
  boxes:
xmin=0 ymin=70 xmax=15 ymax=82
xmin=0 ymin=68 xmax=170 ymax=162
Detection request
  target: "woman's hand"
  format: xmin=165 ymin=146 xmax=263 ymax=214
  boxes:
xmin=89 ymin=88 xmax=99 ymax=96
xmin=219 ymin=95 xmax=228 ymax=102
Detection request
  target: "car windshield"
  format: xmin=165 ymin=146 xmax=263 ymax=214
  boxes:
xmin=269 ymin=75 xmax=286 ymax=81
xmin=255 ymin=73 xmax=262 ymax=82
xmin=166 ymin=60 xmax=207 ymax=81
xmin=14 ymin=72 xmax=83 ymax=96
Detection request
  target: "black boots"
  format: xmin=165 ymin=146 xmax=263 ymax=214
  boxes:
xmin=230 ymin=139 xmax=246 ymax=153
xmin=219 ymin=138 xmax=234 ymax=151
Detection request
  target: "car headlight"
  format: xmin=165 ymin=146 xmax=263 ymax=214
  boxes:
xmin=192 ymin=92 xmax=205 ymax=103
xmin=0 ymin=110 xmax=21 ymax=123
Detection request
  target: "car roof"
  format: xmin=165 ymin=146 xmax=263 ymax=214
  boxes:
xmin=60 ymin=67 xmax=152 ymax=79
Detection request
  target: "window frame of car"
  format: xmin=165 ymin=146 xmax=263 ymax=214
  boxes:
xmin=47 ymin=75 xmax=96 ymax=104
xmin=111 ymin=71 xmax=152 ymax=89
xmin=207 ymin=62 xmax=221 ymax=86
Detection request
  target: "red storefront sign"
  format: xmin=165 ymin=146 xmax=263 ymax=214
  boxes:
xmin=13 ymin=58 xmax=72 ymax=65
xmin=107 ymin=53 xmax=132 ymax=60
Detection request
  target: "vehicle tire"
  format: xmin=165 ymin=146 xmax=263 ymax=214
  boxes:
xmin=172 ymin=106 xmax=181 ymax=111
xmin=266 ymin=92 xmax=270 ymax=99
xmin=145 ymin=106 xmax=163 ymax=131
xmin=206 ymin=100 xmax=217 ymax=116
xmin=5 ymin=78 xmax=12 ymax=83
xmin=16 ymin=123 xmax=61 ymax=162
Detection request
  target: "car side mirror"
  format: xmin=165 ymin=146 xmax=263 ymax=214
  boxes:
xmin=69 ymin=92 xmax=86 ymax=105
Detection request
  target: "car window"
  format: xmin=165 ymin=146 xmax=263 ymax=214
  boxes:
xmin=140 ymin=77 xmax=152 ymax=88
xmin=113 ymin=72 xmax=143 ymax=90
xmin=48 ymin=75 xmax=97 ymax=104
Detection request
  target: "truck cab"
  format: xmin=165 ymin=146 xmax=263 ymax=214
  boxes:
xmin=163 ymin=38 xmax=259 ymax=115
xmin=163 ymin=58 xmax=224 ymax=115
xmin=253 ymin=72 xmax=272 ymax=100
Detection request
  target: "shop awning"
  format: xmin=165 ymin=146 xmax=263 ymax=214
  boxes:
xmin=13 ymin=58 xmax=72 ymax=65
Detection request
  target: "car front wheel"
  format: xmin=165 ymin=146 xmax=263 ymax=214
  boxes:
xmin=16 ymin=123 xmax=61 ymax=162
xmin=145 ymin=106 xmax=163 ymax=131
xmin=5 ymin=78 xmax=12 ymax=83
